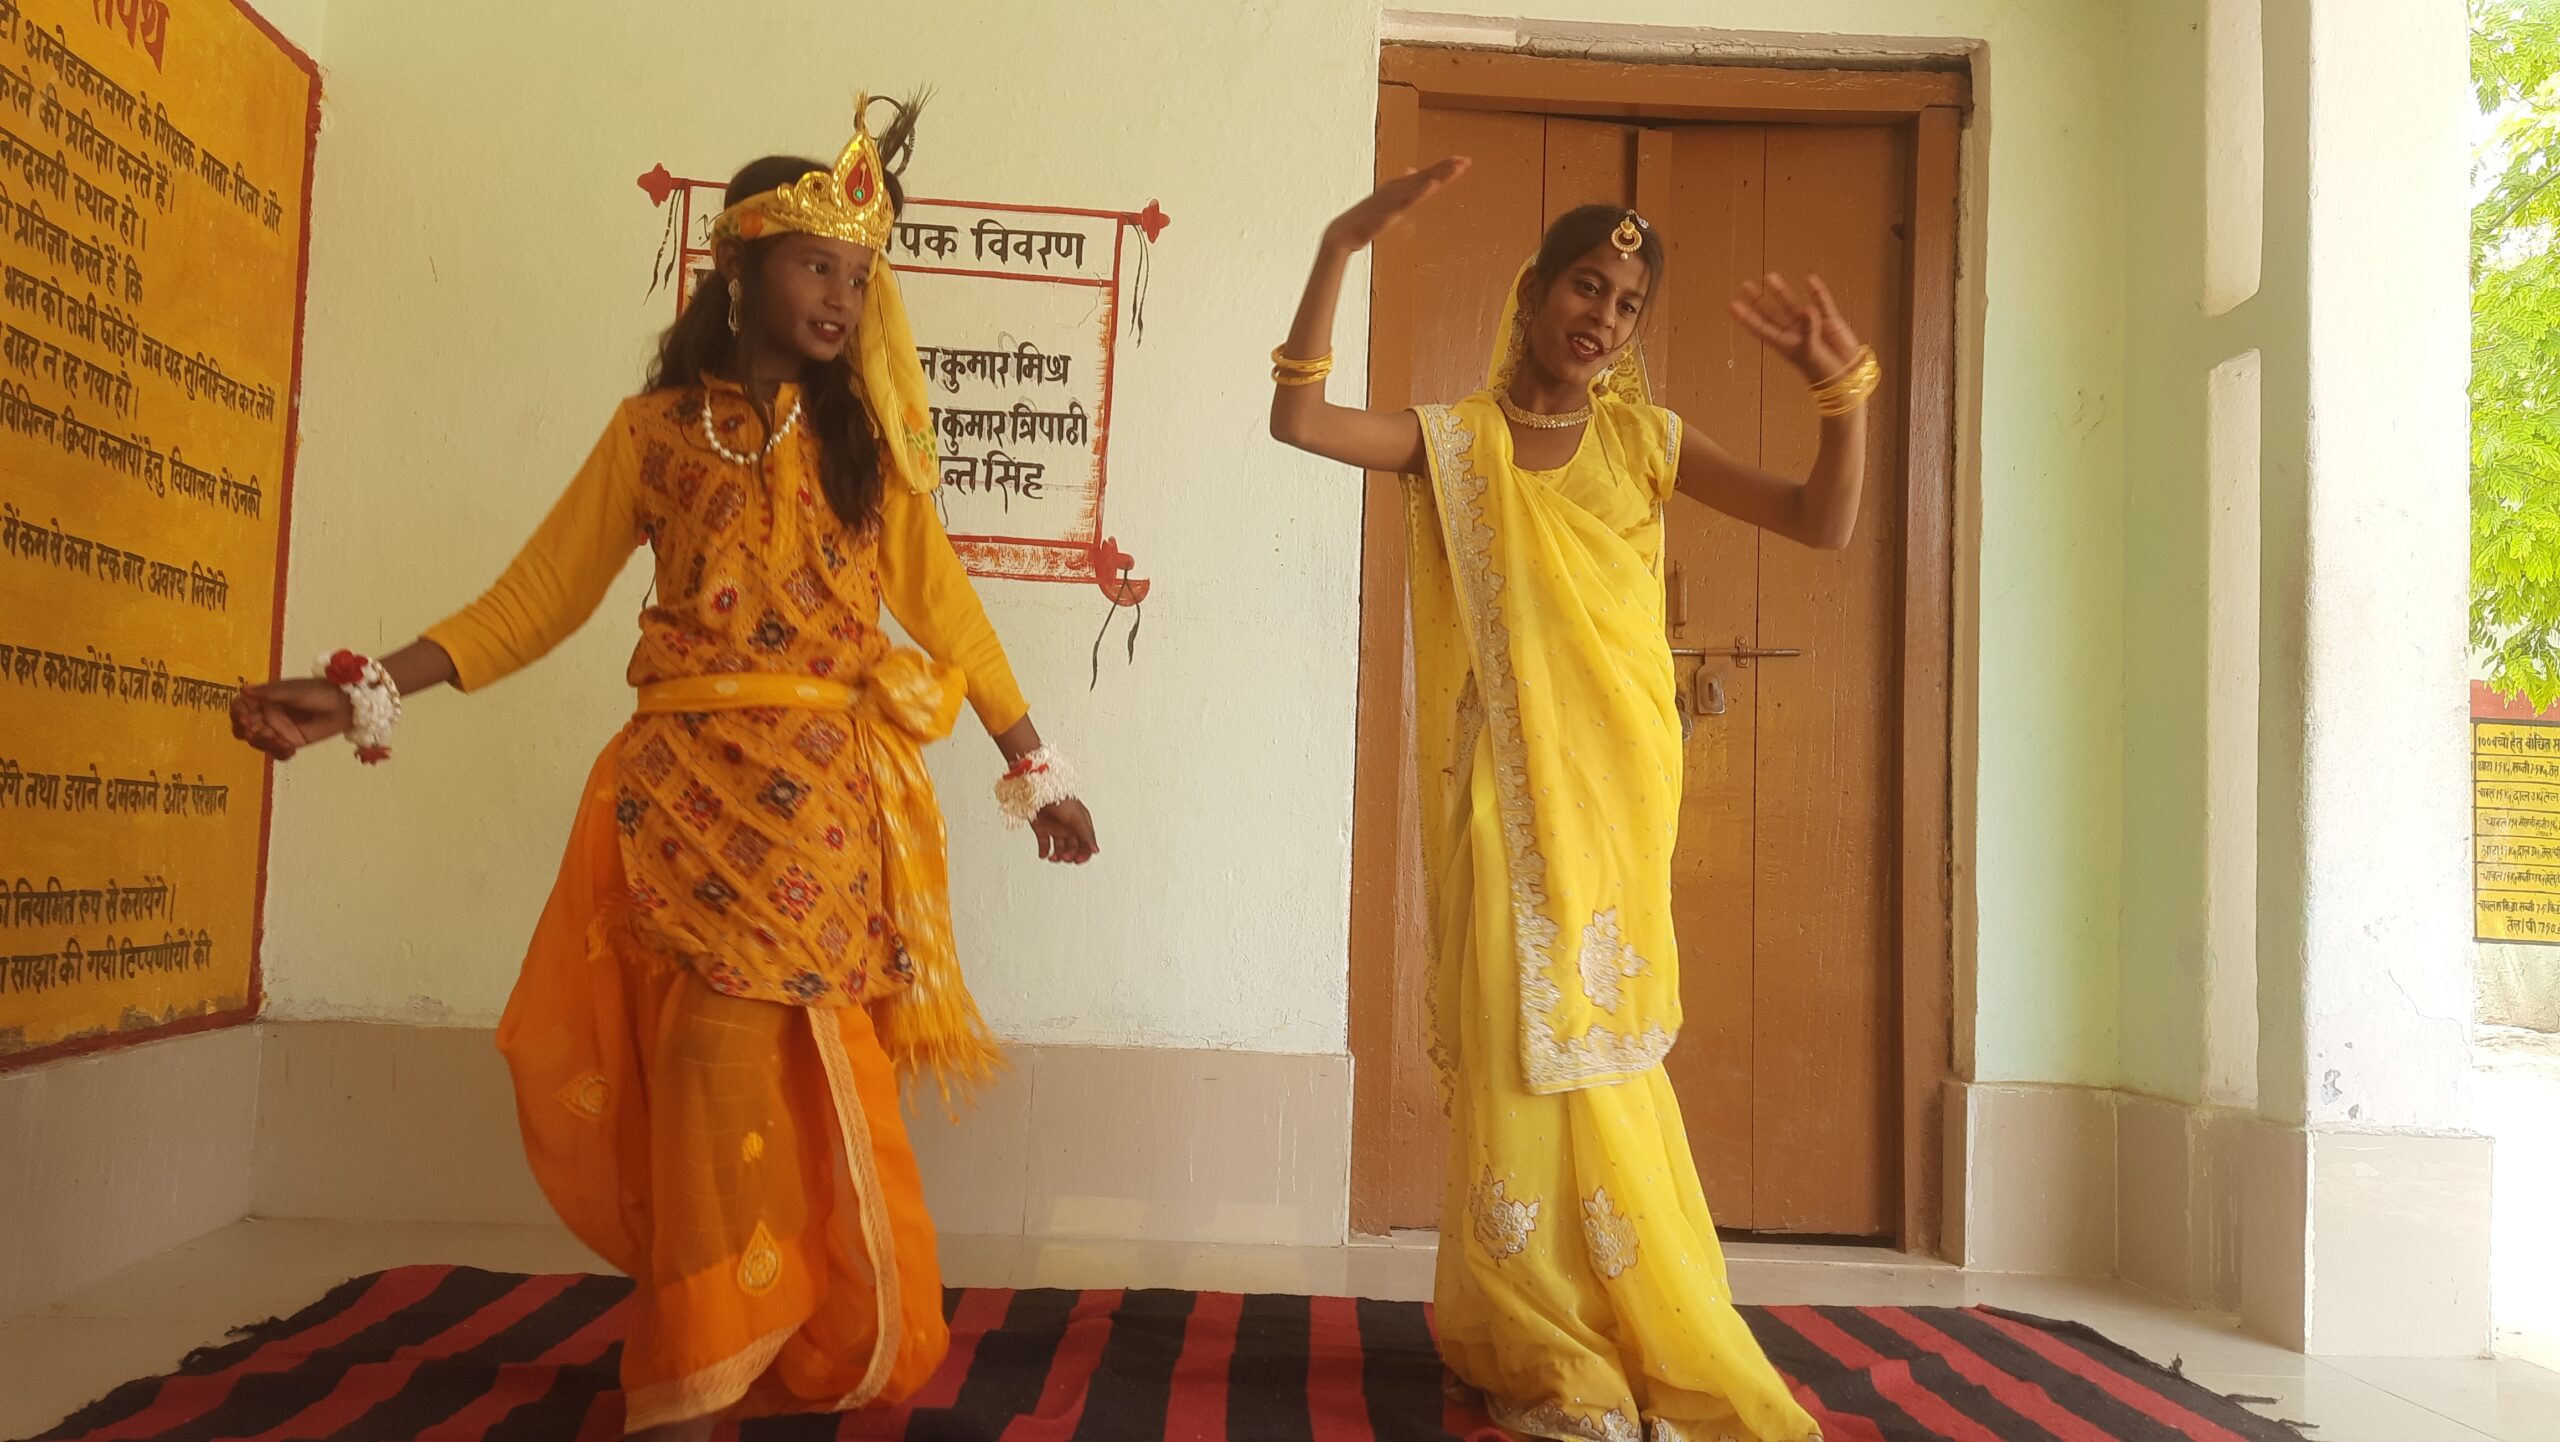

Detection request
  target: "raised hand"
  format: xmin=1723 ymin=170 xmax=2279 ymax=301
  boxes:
xmin=1322 ymin=157 xmax=1471 ymax=255
xmin=1730 ymin=273 xmax=1866 ymax=386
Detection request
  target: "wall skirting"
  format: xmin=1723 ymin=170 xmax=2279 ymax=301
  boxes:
xmin=1952 ymin=1080 xmax=2490 ymax=1355
xmin=7 ymin=1031 xmax=2487 ymax=1357
xmin=251 ymin=1022 xmax=1354 ymax=1249
xmin=0 ymin=1027 xmax=259 ymax=1315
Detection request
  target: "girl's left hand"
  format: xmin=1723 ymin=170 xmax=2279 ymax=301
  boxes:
xmin=1032 ymin=798 xmax=1099 ymax=865
xmin=1731 ymin=273 xmax=1866 ymax=387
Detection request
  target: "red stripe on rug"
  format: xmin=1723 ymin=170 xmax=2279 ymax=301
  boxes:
xmin=1306 ymin=1294 xmax=1374 ymax=1442
xmin=1769 ymin=1306 xmax=2005 ymax=1442
xmin=537 ymin=1294 xmax=626 ymax=1367
xmin=433 ymin=1272 xmax=586 ymax=1357
xmin=1163 ymin=1289 xmax=1241 ymax=1442
xmin=999 ymin=1288 xmax=1124 ymax=1442
xmin=571 ymin=1392 xmax=622 ymax=1442
xmin=414 ymin=1289 xmax=625 ymax=1442
xmin=1972 ymin=1309 xmax=2255 ymax=1442
xmin=82 ymin=1267 xmax=456 ymax=1442
xmin=231 ymin=1273 xmax=585 ymax=1442
xmin=1794 ymin=1381 xmax=1889 ymax=1442
xmin=232 ymin=1360 xmax=424 ymax=1442
xmin=1871 ymin=1307 xmax=2120 ymax=1442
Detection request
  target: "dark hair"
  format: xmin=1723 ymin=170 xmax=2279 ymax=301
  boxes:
xmin=646 ymin=96 xmax=925 ymax=532
xmin=1529 ymin=203 xmax=1667 ymax=305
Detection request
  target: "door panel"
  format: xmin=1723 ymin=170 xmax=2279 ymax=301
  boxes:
xmin=1651 ymin=126 xmax=1769 ymax=1227
xmin=1743 ymin=125 xmax=1911 ymax=1237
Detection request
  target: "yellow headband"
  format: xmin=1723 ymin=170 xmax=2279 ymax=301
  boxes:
xmin=710 ymin=95 xmax=898 ymax=251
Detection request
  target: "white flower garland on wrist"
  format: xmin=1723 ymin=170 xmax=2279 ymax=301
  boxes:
xmin=318 ymin=649 xmax=402 ymax=765
xmin=994 ymin=745 xmax=1078 ymax=828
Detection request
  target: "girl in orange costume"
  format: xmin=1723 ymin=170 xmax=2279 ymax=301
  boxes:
xmin=230 ymin=97 xmax=1096 ymax=1439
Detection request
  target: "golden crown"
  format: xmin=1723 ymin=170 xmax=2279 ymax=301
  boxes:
xmin=709 ymin=95 xmax=899 ymax=251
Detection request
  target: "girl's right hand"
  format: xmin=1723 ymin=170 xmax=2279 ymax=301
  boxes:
xmin=231 ymin=678 xmax=353 ymax=762
xmin=1321 ymin=156 xmax=1471 ymax=255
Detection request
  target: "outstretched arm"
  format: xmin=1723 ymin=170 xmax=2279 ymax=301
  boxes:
xmin=231 ymin=415 xmax=645 ymax=759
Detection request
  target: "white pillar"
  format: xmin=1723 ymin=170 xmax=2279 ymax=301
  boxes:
xmin=2271 ymin=0 xmax=2489 ymax=1357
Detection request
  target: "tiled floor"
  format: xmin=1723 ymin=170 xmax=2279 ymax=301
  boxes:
xmin=5 ymin=1219 xmax=2556 ymax=1441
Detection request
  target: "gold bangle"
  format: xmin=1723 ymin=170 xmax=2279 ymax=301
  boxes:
xmin=1272 ymin=347 xmax=1335 ymax=387
xmin=1809 ymin=345 xmax=1880 ymax=416
xmin=1814 ymin=381 xmax=1877 ymax=417
xmin=1810 ymin=354 xmax=1878 ymax=401
xmin=1809 ymin=344 xmax=1876 ymax=393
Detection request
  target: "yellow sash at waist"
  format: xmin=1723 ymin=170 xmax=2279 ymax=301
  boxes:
xmin=635 ymin=674 xmax=852 ymax=714
xmin=633 ymin=650 xmax=965 ymax=745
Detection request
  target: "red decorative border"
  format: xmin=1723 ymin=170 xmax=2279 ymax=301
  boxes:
xmin=2472 ymin=679 xmax=2560 ymax=722
xmin=1 ymin=0 xmax=319 ymax=1073
xmin=639 ymin=168 xmax=1162 ymax=603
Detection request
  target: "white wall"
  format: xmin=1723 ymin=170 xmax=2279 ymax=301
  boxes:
xmin=268 ymin=0 xmax=1384 ymax=1053
xmin=264 ymin=0 xmax=2135 ymax=1092
xmin=253 ymin=0 xmax=322 ymax=56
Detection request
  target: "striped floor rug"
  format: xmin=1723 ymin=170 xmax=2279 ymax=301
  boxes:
xmin=22 ymin=1266 xmax=2305 ymax=1441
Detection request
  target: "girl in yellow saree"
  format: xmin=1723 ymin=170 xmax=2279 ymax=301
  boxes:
xmin=1272 ymin=164 xmax=1877 ymax=1441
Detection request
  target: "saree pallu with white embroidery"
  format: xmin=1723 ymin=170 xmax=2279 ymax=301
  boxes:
xmin=1404 ymin=380 xmax=1822 ymax=1442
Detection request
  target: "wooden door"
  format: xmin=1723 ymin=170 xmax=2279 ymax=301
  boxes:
xmin=1652 ymin=124 xmax=1913 ymax=1236
xmin=1352 ymin=68 xmax=1944 ymax=1241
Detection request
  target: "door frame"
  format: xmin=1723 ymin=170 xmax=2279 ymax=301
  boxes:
xmin=1348 ymin=46 xmax=1968 ymax=1256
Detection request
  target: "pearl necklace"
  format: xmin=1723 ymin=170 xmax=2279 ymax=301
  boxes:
xmin=702 ymin=394 xmax=803 ymax=466
xmin=1497 ymin=393 xmax=1592 ymax=430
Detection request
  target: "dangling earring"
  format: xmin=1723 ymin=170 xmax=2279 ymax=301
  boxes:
xmin=726 ymin=278 xmax=742 ymax=336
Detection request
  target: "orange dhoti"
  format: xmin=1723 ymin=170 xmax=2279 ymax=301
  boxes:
xmin=497 ymin=726 xmax=954 ymax=1431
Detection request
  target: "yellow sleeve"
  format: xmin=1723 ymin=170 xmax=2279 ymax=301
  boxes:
xmin=422 ymin=410 xmax=645 ymax=692
xmin=876 ymin=481 xmax=1029 ymax=734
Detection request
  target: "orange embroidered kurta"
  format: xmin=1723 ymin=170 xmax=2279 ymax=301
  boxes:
xmin=427 ymin=380 xmax=1025 ymax=1014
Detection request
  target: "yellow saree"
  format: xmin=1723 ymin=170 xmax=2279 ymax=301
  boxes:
xmin=1405 ymin=275 xmax=1820 ymax=1442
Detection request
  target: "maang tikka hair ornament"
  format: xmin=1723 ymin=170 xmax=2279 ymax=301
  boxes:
xmin=1611 ymin=211 xmax=1645 ymax=258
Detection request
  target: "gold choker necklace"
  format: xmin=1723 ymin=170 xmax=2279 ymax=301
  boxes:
xmin=1497 ymin=394 xmax=1592 ymax=429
